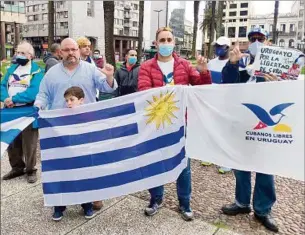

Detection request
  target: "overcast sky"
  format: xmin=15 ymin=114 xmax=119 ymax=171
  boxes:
xmin=178 ymin=1 xmax=295 ymax=22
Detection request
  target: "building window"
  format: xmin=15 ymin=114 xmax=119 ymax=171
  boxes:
xmin=28 ymin=15 xmax=34 ymax=21
xmin=298 ymin=21 xmax=303 ymax=30
xmin=240 ymin=3 xmax=248 ymax=8
xmin=300 ymin=10 xmax=304 ymax=17
xmin=41 ymin=3 xmax=46 ymax=10
xmin=229 ymin=11 xmax=236 ymax=17
xmin=28 ymin=5 xmax=33 ymax=12
xmin=87 ymin=1 xmax=94 ymax=17
xmin=223 ymin=12 xmax=226 ymax=17
xmin=280 ymin=24 xmax=286 ymax=32
xmin=238 ymin=26 xmax=247 ymax=37
xmin=64 ymin=11 xmax=68 ymax=18
xmin=240 ymin=11 xmax=248 ymax=16
xmin=229 ymin=19 xmax=236 ymax=22
xmin=228 ymin=27 xmax=236 ymax=38
xmin=42 ymin=13 xmax=48 ymax=20
xmin=251 ymin=25 xmax=256 ymax=29
xmin=279 ymin=39 xmax=285 ymax=47
xmin=289 ymin=39 xmax=294 ymax=48
xmin=240 ymin=18 xmax=247 ymax=22
xmin=33 ymin=5 xmax=39 ymax=12
xmin=290 ymin=24 xmax=295 ymax=32
xmin=33 ymin=14 xmax=39 ymax=21
xmin=132 ymin=30 xmax=137 ymax=37
xmin=132 ymin=21 xmax=138 ymax=27
xmin=259 ymin=25 xmax=264 ymax=29
xmin=133 ymin=3 xmax=138 ymax=10
xmin=229 ymin=4 xmax=237 ymax=9
xmin=269 ymin=24 xmax=273 ymax=32
xmin=43 ymin=24 xmax=48 ymax=30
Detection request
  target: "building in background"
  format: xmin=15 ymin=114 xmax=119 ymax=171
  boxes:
xmin=291 ymin=0 xmax=305 ymax=52
xmin=113 ymin=1 xmax=140 ymax=60
xmin=22 ymin=1 xmax=104 ymax=58
xmin=0 ymin=1 xmax=26 ymax=60
xmin=149 ymin=1 xmax=168 ymax=46
xmin=249 ymin=13 xmax=298 ymax=48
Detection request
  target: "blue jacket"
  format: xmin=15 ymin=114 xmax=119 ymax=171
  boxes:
xmin=0 ymin=61 xmax=44 ymax=104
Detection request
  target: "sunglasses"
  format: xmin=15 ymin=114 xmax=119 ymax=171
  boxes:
xmin=249 ymin=35 xmax=266 ymax=43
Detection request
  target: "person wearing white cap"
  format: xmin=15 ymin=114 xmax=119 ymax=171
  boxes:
xmin=207 ymin=36 xmax=231 ymax=84
xmin=201 ymin=36 xmax=232 ymax=174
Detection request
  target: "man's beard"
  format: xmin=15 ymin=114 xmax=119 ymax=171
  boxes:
xmin=63 ymin=56 xmax=79 ymax=66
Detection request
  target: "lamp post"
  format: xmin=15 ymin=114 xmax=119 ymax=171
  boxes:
xmin=154 ymin=9 xmax=163 ymax=29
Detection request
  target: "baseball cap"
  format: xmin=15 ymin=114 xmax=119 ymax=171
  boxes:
xmin=248 ymin=27 xmax=268 ymax=40
xmin=212 ymin=36 xmax=231 ymax=47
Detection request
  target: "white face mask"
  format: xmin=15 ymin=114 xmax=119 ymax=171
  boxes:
xmin=248 ymin=41 xmax=264 ymax=57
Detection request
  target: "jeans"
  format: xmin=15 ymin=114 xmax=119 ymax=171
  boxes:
xmin=234 ymin=170 xmax=276 ymax=216
xmin=148 ymin=159 xmax=191 ymax=210
xmin=54 ymin=202 xmax=93 ymax=213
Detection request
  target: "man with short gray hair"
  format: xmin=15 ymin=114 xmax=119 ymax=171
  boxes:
xmin=43 ymin=43 xmax=61 ymax=73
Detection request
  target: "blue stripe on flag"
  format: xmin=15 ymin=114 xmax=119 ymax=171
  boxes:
xmin=40 ymin=123 xmax=139 ymax=150
xmin=42 ymin=126 xmax=184 ymax=172
xmin=42 ymin=147 xmax=185 ymax=194
xmin=0 ymin=129 xmax=21 ymax=144
xmin=1 ymin=106 xmax=38 ymax=124
xmin=39 ymin=103 xmax=136 ymax=128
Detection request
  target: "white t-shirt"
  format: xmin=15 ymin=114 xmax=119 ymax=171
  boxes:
xmin=207 ymin=57 xmax=228 ymax=84
xmin=8 ymin=63 xmax=32 ymax=106
xmin=157 ymin=59 xmax=174 ymax=86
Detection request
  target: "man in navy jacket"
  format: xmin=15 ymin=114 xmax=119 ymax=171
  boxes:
xmin=221 ymin=27 xmax=279 ymax=233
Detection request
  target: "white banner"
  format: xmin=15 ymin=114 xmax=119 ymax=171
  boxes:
xmin=186 ymin=81 xmax=304 ymax=181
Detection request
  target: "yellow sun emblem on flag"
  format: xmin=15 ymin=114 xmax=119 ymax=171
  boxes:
xmin=145 ymin=91 xmax=179 ymax=129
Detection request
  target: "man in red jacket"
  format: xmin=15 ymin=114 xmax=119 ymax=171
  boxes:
xmin=138 ymin=27 xmax=211 ymax=221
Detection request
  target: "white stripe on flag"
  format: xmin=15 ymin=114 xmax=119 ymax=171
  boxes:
xmin=41 ymin=124 xmax=183 ymax=160
xmin=43 ymin=157 xmax=188 ymax=206
xmin=39 ymin=113 xmax=135 ymax=139
xmin=1 ymin=117 xmax=35 ymax=132
xmin=42 ymin=139 xmax=185 ymax=183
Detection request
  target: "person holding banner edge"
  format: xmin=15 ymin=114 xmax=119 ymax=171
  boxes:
xmin=221 ymin=27 xmax=279 ymax=232
xmin=1 ymin=41 xmax=44 ymax=184
xmin=138 ymin=26 xmax=211 ymax=221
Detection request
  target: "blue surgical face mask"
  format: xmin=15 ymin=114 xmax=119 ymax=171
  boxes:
xmin=159 ymin=44 xmax=174 ymax=57
xmin=248 ymin=41 xmax=264 ymax=57
xmin=215 ymin=47 xmax=228 ymax=57
xmin=128 ymin=57 xmax=137 ymax=65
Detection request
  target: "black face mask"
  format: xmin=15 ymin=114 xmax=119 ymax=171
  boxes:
xmin=16 ymin=57 xmax=30 ymax=66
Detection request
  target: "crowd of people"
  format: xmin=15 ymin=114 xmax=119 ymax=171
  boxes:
xmin=2 ymin=25 xmax=299 ymax=233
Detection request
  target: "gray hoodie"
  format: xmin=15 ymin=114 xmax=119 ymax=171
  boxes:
xmin=43 ymin=53 xmax=60 ymax=73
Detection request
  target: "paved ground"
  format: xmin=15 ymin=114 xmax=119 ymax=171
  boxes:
xmin=134 ymin=160 xmax=305 ymax=235
xmin=1 ymin=154 xmax=304 ymax=235
xmin=1 ymin=153 xmax=239 ymax=235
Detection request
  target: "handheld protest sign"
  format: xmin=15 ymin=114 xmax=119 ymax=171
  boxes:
xmin=252 ymin=46 xmax=305 ymax=80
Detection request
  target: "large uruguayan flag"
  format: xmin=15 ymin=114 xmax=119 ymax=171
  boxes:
xmin=1 ymin=107 xmax=37 ymax=157
xmin=39 ymin=86 xmax=187 ymax=206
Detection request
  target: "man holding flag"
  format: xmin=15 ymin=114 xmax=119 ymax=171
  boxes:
xmin=221 ymin=27 xmax=279 ymax=233
xmin=1 ymin=41 xmax=44 ymax=183
xmin=138 ymin=27 xmax=211 ymax=221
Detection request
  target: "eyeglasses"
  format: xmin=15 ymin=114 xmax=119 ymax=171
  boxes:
xmin=61 ymin=48 xmax=78 ymax=53
xmin=159 ymin=38 xmax=173 ymax=43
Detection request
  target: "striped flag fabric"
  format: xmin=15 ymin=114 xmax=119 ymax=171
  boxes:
xmin=39 ymin=86 xmax=187 ymax=206
xmin=1 ymin=107 xmax=37 ymax=157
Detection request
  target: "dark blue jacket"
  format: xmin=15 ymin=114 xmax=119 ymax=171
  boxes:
xmin=222 ymin=53 xmax=265 ymax=84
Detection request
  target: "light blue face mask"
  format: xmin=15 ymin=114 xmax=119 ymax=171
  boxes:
xmin=159 ymin=44 xmax=174 ymax=57
xmin=128 ymin=57 xmax=137 ymax=65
